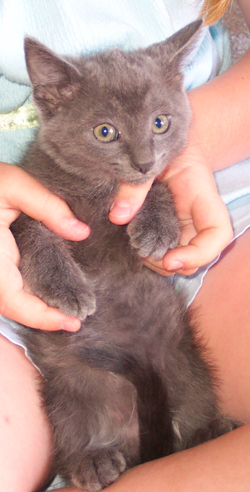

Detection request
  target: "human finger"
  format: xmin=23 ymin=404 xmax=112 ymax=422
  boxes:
xmin=163 ymin=202 xmax=233 ymax=273
xmin=163 ymin=228 xmax=231 ymax=273
xmin=143 ymin=257 xmax=198 ymax=277
xmin=109 ymin=179 xmax=153 ymax=225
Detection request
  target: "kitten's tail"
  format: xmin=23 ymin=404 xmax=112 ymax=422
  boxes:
xmin=79 ymin=346 xmax=174 ymax=462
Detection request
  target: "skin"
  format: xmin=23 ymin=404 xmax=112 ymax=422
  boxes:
xmin=0 ymin=335 xmax=53 ymax=492
xmin=1 ymin=0 xmax=250 ymax=490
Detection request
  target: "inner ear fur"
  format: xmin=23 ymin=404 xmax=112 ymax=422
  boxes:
xmin=25 ymin=37 xmax=81 ymax=118
xmin=145 ymin=19 xmax=203 ymax=66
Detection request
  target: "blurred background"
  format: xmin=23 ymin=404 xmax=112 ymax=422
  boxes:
xmin=224 ymin=2 xmax=250 ymax=62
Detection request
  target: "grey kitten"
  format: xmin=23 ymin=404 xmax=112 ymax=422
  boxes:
xmin=11 ymin=20 xmax=238 ymax=491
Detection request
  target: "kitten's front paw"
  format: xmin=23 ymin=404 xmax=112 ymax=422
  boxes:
xmin=23 ymin=253 xmax=96 ymax=321
xmin=38 ymin=274 xmax=96 ymax=321
xmin=71 ymin=448 xmax=127 ymax=491
xmin=127 ymin=211 xmax=180 ymax=260
xmin=51 ymin=281 xmax=96 ymax=321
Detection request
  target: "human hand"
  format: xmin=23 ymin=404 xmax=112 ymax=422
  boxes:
xmin=109 ymin=141 xmax=233 ymax=277
xmin=0 ymin=162 xmax=90 ymax=331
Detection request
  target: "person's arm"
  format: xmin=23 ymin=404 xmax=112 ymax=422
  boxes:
xmin=238 ymin=0 xmax=250 ymax=35
xmin=48 ymin=424 xmax=250 ymax=492
xmin=0 ymin=162 xmax=90 ymax=330
xmin=187 ymin=48 xmax=250 ymax=173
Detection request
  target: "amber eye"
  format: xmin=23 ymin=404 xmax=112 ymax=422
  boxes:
xmin=93 ymin=123 xmax=119 ymax=143
xmin=152 ymin=114 xmax=171 ymax=134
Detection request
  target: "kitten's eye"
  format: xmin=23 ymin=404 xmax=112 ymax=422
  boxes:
xmin=152 ymin=114 xmax=171 ymax=134
xmin=94 ymin=123 xmax=119 ymax=143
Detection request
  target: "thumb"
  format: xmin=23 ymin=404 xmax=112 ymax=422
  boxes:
xmin=109 ymin=179 xmax=153 ymax=225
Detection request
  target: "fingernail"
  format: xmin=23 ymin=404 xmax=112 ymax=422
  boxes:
xmin=109 ymin=201 xmax=131 ymax=218
xmin=66 ymin=217 xmax=90 ymax=235
xmin=60 ymin=319 xmax=81 ymax=332
xmin=167 ymin=260 xmax=183 ymax=271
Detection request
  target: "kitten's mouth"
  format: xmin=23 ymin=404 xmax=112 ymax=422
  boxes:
xmin=128 ymin=170 xmax=158 ymax=186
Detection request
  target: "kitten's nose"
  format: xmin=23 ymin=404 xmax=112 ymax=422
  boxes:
xmin=132 ymin=161 xmax=154 ymax=174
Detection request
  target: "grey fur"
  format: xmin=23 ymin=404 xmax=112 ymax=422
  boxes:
xmin=11 ymin=20 xmax=239 ymax=491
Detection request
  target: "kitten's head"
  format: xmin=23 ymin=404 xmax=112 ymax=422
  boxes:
xmin=25 ymin=20 xmax=202 ymax=185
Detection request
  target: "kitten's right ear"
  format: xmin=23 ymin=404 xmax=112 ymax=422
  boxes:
xmin=24 ymin=37 xmax=81 ymax=120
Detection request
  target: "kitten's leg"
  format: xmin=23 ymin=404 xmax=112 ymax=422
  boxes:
xmin=164 ymin=324 xmax=242 ymax=452
xmin=43 ymin=363 xmax=140 ymax=491
xmin=11 ymin=215 xmax=96 ymax=320
xmin=127 ymin=181 xmax=180 ymax=260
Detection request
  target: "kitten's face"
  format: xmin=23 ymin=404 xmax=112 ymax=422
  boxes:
xmin=26 ymin=21 xmax=201 ymax=184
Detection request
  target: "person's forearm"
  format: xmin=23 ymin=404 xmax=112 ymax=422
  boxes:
xmin=238 ymin=0 xmax=250 ymax=28
xmin=187 ymin=46 xmax=250 ymax=172
xmin=54 ymin=425 xmax=250 ymax=492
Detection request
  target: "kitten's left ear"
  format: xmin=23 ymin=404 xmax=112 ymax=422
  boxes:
xmin=146 ymin=19 xmax=203 ymax=66
xmin=25 ymin=37 xmax=81 ymax=119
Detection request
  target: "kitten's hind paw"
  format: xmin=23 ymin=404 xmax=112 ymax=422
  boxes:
xmin=70 ymin=449 xmax=127 ymax=491
xmin=187 ymin=416 xmax=242 ymax=448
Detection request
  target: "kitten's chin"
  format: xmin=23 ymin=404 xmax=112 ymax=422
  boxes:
xmin=110 ymin=172 xmax=154 ymax=186
xmin=117 ymin=169 xmax=161 ymax=186
xmin=127 ymin=174 xmax=157 ymax=185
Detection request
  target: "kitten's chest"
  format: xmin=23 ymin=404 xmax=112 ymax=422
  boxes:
xmin=69 ymin=192 xmax=113 ymax=228
xmin=71 ymin=217 xmax=140 ymax=276
xmin=67 ymin=190 xmax=139 ymax=275
xmin=53 ymin=173 xmax=118 ymax=229
xmin=64 ymin=180 xmax=141 ymax=272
